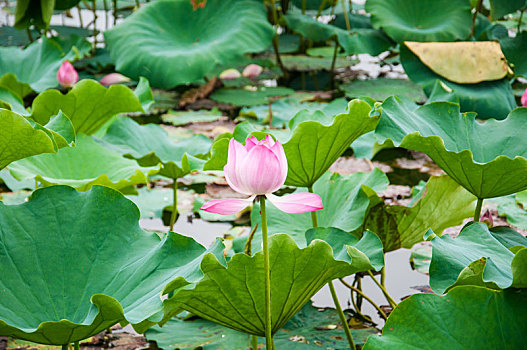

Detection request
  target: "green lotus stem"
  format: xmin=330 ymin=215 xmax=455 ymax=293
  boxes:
xmin=135 ymin=0 xmax=140 ymax=8
xmin=92 ymin=0 xmax=97 ymax=56
xmin=307 ymin=186 xmax=356 ymax=349
xmin=74 ymin=341 xmax=79 ymax=350
xmin=355 ymin=275 xmax=363 ymax=310
xmin=470 ymin=0 xmax=483 ymax=38
xmin=329 ymin=281 xmax=356 ymax=350
xmin=244 ymin=223 xmax=258 ymax=256
xmin=62 ymin=345 xmax=68 ymax=350
xmin=259 ymin=196 xmax=274 ymax=350
xmin=518 ymin=9 xmax=525 ymax=32
xmin=302 ymin=0 xmax=306 ymax=14
xmin=330 ymin=38 xmax=339 ymax=89
xmin=474 ymin=198 xmax=483 ymax=222
xmin=102 ymin=0 xmax=109 ymax=30
xmin=269 ymin=0 xmax=286 ymax=76
xmin=26 ymin=28 xmax=33 ymax=43
xmin=112 ymin=0 xmax=117 ymax=25
xmin=252 ymin=335 xmax=258 ymax=349
xmin=77 ymin=5 xmax=84 ymax=28
xmin=339 ymin=278 xmax=388 ymax=320
xmin=316 ymin=0 xmax=329 ymax=18
xmin=367 ymin=270 xmax=397 ymax=309
xmin=341 ymin=0 xmax=351 ymax=31
xmin=169 ymin=179 xmax=178 ymax=231
xmin=380 ymin=266 xmax=386 ymax=287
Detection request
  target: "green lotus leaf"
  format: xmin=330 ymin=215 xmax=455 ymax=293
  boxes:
xmin=0 ymin=109 xmax=74 ymax=171
xmin=0 ymin=87 xmax=29 ymax=116
xmin=161 ymin=108 xmax=223 ymax=126
xmin=500 ymin=31 xmax=527 ymax=78
xmin=31 ymin=79 xmax=145 ymax=135
xmin=340 ymin=78 xmax=426 ymax=103
xmin=359 ymin=175 xmax=476 ymax=252
xmin=104 ymin=0 xmax=274 ymax=88
xmin=365 ymin=0 xmax=472 ymax=42
xmin=147 ymin=303 xmax=378 ymax=349
xmin=409 ymin=243 xmax=432 ymax=274
xmin=0 ymin=73 xmax=32 ymax=99
xmin=0 ymin=37 xmax=81 ymax=92
xmin=284 ymin=13 xmax=393 ymax=56
xmin=0 ymin=185 xmax=225 ymax=345
xmin=240 ymin=169 xmax=389 ymax=252
xmin=376 ymin=96 xmax=527 ymax=199
xmin=494 ymin=196 xmax=527 ymax=230
xmin=489 ymin=225 xmax=527 ymax=249
xmin=291 ymin=0 xmax=331 ymax=11
xmin=363 ymin=286 xmax=527 ymax=350
xmin=400 ymin=44 xmax=516 ymax=119
xmin=283 ymin=99 xmax=379 ymax=187
xmin=101 ymin=117 xmax=212 ymax=179
xmin=161 ymin=232 xmax=383 ymax=336
xmin=8 ymin=134 xmax=156 ymax=193
xmin=210 ymin=87 xmax=294 ymax=107
xmin=428 ymin=222 xmax=527 ymax=293
xmin=489 ymin=0 xmax=527 ymax=20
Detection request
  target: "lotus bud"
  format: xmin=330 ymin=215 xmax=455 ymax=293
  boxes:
xmin=521 ymin=88 xmax=527 ymax=107
xmin=219 ymin=68 xmax=241 ymax=80
xmin=480 ymin=209 xmax=493 ymax=228
xmin=242 ymin=64 xmax=263 ymax=78
xmin=100 ymin=73 xmax=131 ymax=86
xmin=56 ymin=61 xmax=78 ymax=88
xmin=201 ymin=136 xmax=323 ymax=215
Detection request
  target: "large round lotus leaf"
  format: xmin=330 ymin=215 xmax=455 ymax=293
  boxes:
xmin=8 ymin=134 xmax=157 ymax=193
xmin=284 ymin=13 xmax=393 ymax=56
xmin=31 ymin=79 xmax=145 ymax=135
xmin=400 ymin=44 xmax=516 ymax=120
xmin=241 ymin=170 xmax=389 ymax=252
xmin=101 ymin=117 xmax=212 ymax=179
xmin=405 ymin=41 xmax=509 ymax=84
xmin=358 ymin=175 xmax=475 ymax=252
xmin=161 ymin=233 xmax=384 ymax=336
xmin=429 ymin=222 xmax=527 ymax=293
xmin=365 ymin=0 xmax=472 ymax=42
xmin=364 ymin=286 xmax=527 ymax=349
xmin=500 ymin=31 xmax=527 ymax=78
xmin=0 ymin=109 xmax=74 ymax=171
xmin=375 ymin=97 xmax=527 ymax=199
xmin=0 ymin=185 xmax=225 ymax=345
xmin=104 ymin=0 xmax=274 ymax=88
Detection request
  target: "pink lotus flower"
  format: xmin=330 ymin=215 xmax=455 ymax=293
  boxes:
xmin=201 ymin=136 xmax=323 ymax=215
xmin=522 ymin=88 xmax=527 ymax=107
xmin=480 ymin=209 xmax=493 ymax=228
xmin=57 ymin=61 xmax=78 ymax=88
xmin=242 ymin=64 xmax=263 ymax=78
xmin=100 ymin=73 xmax=130 ymax=86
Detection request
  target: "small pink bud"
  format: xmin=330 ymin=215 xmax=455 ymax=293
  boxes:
xmin=100 ymin=73 xmax=131 ymax=86
xmin=242 ymin=64 xmax=263 ymax=78
xmin=521 ymin=88 xmax=527 ymax=107
xmin=191 ymin=0 xmax=206 ymax=10
xmin=57 ymin=61 xmax=79 ymax=88
xmin=219 ymin=68 xmax=241 ymax=80
xmin=480 ymin=209 xmax=493 ymax=228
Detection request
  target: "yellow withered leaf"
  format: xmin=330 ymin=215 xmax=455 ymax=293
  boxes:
xmin=405 ymin=41 xmax=511 ymax=84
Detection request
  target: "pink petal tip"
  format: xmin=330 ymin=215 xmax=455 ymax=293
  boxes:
xmin=266 ymin=192 xmax=323 ymax=213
